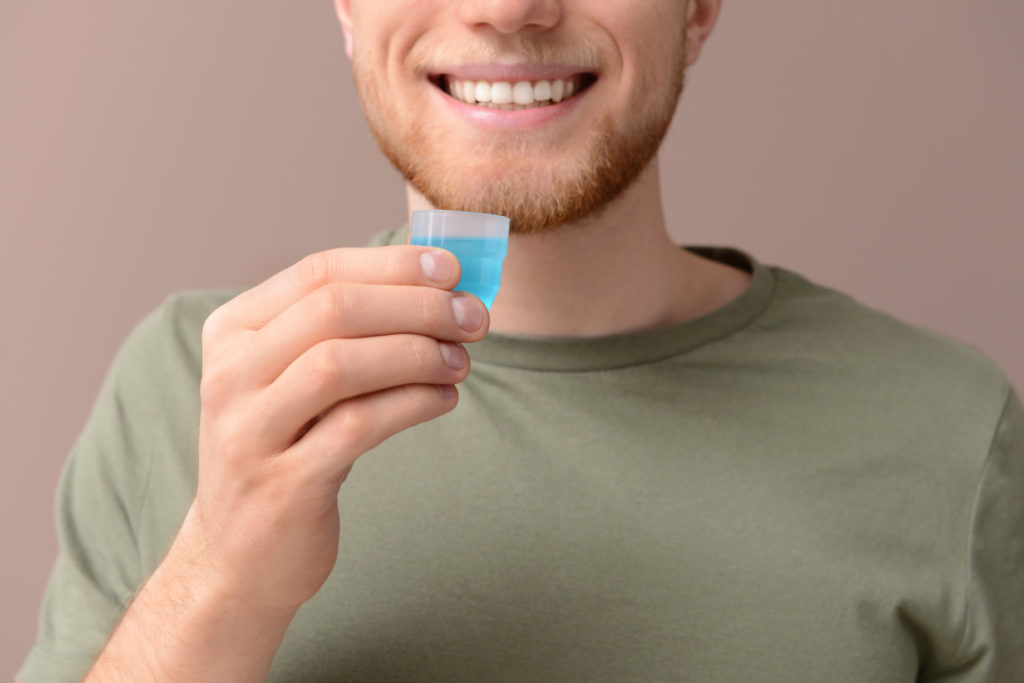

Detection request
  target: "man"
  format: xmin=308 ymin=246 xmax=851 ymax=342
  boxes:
xmin=18 ymin=0 xmax=1023 ymax=681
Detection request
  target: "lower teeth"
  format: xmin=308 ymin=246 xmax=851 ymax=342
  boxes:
xmin=465 ymin=100 xmax=550 ymax=110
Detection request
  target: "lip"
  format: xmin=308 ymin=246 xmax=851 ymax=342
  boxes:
xmin=430 ymin=63 xmax=595 ymax=83
xmin=436 ymin=90 xmax=585 ymax=130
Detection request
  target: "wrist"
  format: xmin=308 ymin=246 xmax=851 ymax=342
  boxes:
xmin=153 ymin=540 xmax=300 ymax=627
xmin=162 ymin=503 xmax=303 ymax=621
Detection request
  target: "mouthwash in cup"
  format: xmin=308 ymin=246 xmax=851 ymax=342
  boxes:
xmin=410 ymin=210 xmax=510 ymax=308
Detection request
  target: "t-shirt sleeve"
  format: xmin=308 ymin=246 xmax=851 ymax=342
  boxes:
xmin=931 ymin=384 xmax=1024 ymax=681
xmin=16 ymin=298 xmax=180 ymax=682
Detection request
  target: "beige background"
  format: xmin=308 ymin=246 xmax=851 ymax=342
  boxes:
xmin=2 ymin=0 xmax=1021 ymax=675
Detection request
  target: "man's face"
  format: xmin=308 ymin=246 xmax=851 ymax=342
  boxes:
xmin=342 ymin=1 xmax=693 ymax=234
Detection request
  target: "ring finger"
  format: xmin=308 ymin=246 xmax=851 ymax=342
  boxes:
xmin=256 ymin=333 xmax=469 ymax=450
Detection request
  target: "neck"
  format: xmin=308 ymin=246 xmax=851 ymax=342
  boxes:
xmin=406 ymin=159 xmax=750 ymax=338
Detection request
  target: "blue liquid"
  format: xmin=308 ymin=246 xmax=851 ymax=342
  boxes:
xmin=410 ymin=236 xmax=507 ymax=308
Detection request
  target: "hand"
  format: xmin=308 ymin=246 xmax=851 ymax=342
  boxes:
xmin=171 ymin=245 xmax=488 ymax=613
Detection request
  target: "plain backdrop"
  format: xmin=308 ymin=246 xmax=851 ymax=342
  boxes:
xmin=2 ymin=0 xmax=1021 ymax=675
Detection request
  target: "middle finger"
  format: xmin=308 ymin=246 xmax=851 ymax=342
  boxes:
xmin=248 ymin=282 xmax=488 ymax=386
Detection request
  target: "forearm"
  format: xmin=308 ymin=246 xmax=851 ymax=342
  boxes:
xmin=85 ymin=529 xmax=297 ymax=682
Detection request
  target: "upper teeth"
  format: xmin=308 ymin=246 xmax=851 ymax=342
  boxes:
xmin=445 ymin=76 xmax=581 ymax=108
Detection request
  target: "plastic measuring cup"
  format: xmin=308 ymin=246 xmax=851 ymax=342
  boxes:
xmin=410 ymin=210 xmax=510 ymax=308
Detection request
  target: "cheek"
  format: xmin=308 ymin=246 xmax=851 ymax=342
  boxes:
xmin=352 ymin=2 xmax=437 ymax=79
xmin=586 ymin=3 xmax=685 ymax=109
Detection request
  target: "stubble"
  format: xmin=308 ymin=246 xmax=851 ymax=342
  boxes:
xmin=351 ymin=31 xmax=688 ymax=235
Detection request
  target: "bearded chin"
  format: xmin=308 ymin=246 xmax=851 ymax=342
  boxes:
xmin=352 ymin=61 xmax=686 ymax=235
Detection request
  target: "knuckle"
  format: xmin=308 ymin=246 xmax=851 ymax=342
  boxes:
xmin=296 ymin=251 xmax=333 ymax=290
xmin=198 ymin=335 xmax=253 ymax=406
xmin=202 ymin=305 xmax=228 ymax=343
xmin=408 ymin=384 xmax=435 ymax=409
xmin=199 ymin=377 xmax=218 ymax=406
xmin=406 ymin=384 xmax=449 ymax=421
xmin=215 ymin=414 xmax=254 ymax=467
xmin=405 ymin=335 xmax=437 ymax=370
xmin=416 ymin=288 xmax=447 ymax=327
xmin=312 ymin=285 xmax=353 ymax=326
xmin=306 ymin=341 xmax=346 ymax=391
xmin=333 ymin=405 xmax=369 ymax=444
xmin=199 ymin=366 xmax=232 ymax=406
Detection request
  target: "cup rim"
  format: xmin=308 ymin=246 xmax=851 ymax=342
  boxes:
xmin=411 ymin=209 xmax=509 ymax=220
xmin=410 ymin=209 xmax=510 ymax=240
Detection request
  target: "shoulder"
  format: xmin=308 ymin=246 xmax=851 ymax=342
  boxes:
xmin=750 ymin=265 xmax=1012 ymax=472
xmin=762 ymin=266 xmax=1009 ymax=398
xmin=110 ymin=288 xmax=246 ymax=398
xmin=127 ymin=287 xmax=245 ymax=353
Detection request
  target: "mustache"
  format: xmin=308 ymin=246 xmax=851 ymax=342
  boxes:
xmin=406 ymin=35 xmax=605 ymax=73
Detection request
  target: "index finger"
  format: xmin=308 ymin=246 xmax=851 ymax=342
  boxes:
xmin=213 ymin=245 xmax=461 ymax=332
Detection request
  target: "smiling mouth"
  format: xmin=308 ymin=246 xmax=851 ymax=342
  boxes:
xmin=430 ymin=73 xmax=597 ymax=110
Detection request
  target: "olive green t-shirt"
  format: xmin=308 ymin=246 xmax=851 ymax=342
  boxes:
xmin=18 ymin=231 xmax=1024 ymax=681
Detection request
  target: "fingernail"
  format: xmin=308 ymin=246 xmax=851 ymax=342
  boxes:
xmin=451 ymin=295 xmax=483 ymax=332
xmin=437 ymin=384 xmax=456 ymax=400
xmin=438 ymin=341 xmax=466 ymax=370
xmin=420 ymin=250 xmax=454 ymax=283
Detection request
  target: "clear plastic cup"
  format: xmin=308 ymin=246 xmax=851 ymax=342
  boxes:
xmin=410 ymin=210 xmax=510 ymax=308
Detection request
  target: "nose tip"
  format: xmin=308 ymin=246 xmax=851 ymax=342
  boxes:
xmin=458 ymin=0 xmax=562 ymax=35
